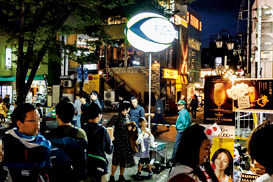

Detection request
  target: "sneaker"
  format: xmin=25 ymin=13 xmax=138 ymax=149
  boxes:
xmin=166 ymin=160 xmax=172 ymax=168
xmin=119 ymin=175 xmax=130 ymax=182
xmin=148 ymin=171 xmax=153 ymax=178
xmin=135 ymin=172 xmax=142 ymax=180
xmin=109 ymin=176 xmax=116 ymax=182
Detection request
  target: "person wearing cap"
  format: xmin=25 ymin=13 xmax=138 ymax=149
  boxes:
xmin=167 ymin=99 xmax=192 ymax=167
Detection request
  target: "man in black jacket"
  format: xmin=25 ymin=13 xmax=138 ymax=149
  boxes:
xmin=84 ymin=103 xmax=114 ymax=182
xmin=190 ymin=94 xmax=199 ymax=118
xmin=90 ymin=90 xmax=102 ymax=111
xmin=80 ymin=95 xmax=90 ymax=127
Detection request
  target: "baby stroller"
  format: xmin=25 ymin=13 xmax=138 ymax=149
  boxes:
xmin=150 ymin=142 xmax=167 ymax=173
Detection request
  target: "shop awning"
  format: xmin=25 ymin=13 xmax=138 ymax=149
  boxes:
xmin=0 ymin=76 xmax=16 ymax=81
xmin=0 ymin=75 xmax=44 ymax=81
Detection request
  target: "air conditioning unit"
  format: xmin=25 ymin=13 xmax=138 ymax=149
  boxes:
xmin=104 ymin=91 xmax=115 ymax=103
xmin=62 ymin=80 xmax=73 ymax=88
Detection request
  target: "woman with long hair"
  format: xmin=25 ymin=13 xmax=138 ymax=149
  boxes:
xmin=168 ymin=124 xmax=219 ymax=182
xmin=211 ymin=148 xmax=233 ymax=182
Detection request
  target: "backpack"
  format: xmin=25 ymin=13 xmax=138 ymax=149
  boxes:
xmin=49 ymin=128 xmax=87 ymax=182
xmin=0 ymin=134 xmax=51 ymax=182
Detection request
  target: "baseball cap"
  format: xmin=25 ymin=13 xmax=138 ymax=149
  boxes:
xmin=176 ymin=100 xmax=186 ymax=105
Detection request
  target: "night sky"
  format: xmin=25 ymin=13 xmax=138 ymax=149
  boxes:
xmin=189 ymin=0 xmax=255 ymax=48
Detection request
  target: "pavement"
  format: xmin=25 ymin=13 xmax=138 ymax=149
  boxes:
xmin=102 ymin=107 xmax=204 ymax=181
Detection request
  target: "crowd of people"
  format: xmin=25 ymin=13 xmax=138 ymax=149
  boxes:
xmin=0 ymin=91 xmax=272 ymax=182
xmin=0 ymin=91 xmax=153 ymax=182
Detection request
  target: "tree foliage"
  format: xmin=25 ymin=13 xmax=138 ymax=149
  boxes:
xmin=0 ymin=0 xmax=195 ymax=102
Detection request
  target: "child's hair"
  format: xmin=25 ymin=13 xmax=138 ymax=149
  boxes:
xmin=248 ymin=121 xmax=273 ymax=175
xmin=138 ymin=117 xmax=146 ymax=126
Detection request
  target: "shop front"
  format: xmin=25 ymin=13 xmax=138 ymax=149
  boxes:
xmin=0 ymin=75 xmax=47 ymax=105
xmin=27 ymin=78 xmax=47 ymax=105
xmin=162 ymin=69 xmax=188 ymax=114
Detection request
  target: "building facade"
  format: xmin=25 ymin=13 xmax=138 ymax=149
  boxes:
xmin=251 ymin=0 xmax=273 ymax=78
xmin=0 ymin=36 xmax=49 ymax=104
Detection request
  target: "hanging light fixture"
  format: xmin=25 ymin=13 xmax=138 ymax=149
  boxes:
xmin=215 ymin=39 xmax=223 ymax=48
xmin=227 ymin=41 xmax=234 ymax=50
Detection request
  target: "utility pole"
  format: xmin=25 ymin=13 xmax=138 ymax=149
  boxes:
xmin=246 ymin=0 xmax=252 ymax=77
xmin=257 ymin=7 xmax=262 ymax=79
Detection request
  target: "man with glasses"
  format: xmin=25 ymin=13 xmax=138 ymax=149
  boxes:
xmin=0 ymin=103 xmax=51 ymax=182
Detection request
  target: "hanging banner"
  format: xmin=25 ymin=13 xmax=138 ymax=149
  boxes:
xmin=77 ymin=67 xmax=83 ymax=83
xmin=204 ymin=76 xmax=234 ymax=125
xmin=84 ymin=68 xmax=89 ymax=83
xmin=232 ymin=79 xmax=273 ymax=113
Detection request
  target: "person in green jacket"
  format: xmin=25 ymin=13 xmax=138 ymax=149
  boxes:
xmin=167 ymin=99 xmax=192 ymax=167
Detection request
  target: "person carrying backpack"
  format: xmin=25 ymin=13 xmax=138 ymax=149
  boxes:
xmin=45 ymin=100 xmax=88 ymax=182
xmin=0 ymin=103 xmax=51 ymax=182
xmin=84 ymin=103 xmax=114 ymax=182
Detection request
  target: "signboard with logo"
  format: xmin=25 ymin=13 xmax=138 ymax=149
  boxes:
xmin=204 ymin=76 xmax=234 ymax=125
xmin=200 ymin=69 xmax=213 ymax=78
xmin=126 ymin=12 xmax=177 ymax=52
xmin=232 ymin=79 xmax=273 ymax=113
xmin=163 ymin=69 xmax=178 ymax=79
xmin=215 ymin=57 xmax=222 ymax=66
xmin=83 ymin=74 xmax=100 ymax=94
xmin=173 ymin=15 xmax=188 ymax=28
xmin=84 ymin=64 xmax=98 ymax=70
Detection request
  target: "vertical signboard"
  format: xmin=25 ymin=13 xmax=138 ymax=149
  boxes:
xmin=204 ymin=76 xmax=234 ymax=125
xmin=77 ymin=67 xmax=83 ymax=83
xmin=5 ymin=48 xmax=12 ymax=69
xmin=84 ymin=68 xmax=89 ymax=83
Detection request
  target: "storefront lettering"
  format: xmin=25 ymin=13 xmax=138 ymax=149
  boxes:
xmin=217 ymin=128 xmax=234 ymax=138
xmin=241 ymin=173 xmax=259 ymax=182
xmin=238 ymin=96 xmax=250 ymax=109
xmin=269 ymin=82 xmax=272 ymax=95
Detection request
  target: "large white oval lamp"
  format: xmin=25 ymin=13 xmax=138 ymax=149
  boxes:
xmin=125 ymin=12 xmax=176 ymax=129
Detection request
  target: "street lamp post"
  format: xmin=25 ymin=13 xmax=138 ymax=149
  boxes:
xmin=215 ymin=30 xmax=234 ymax=50
xmin=126 ymin=12 xmax=176 ymax=129
xmin=215 ymin=30 xmax=236 ymax=67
